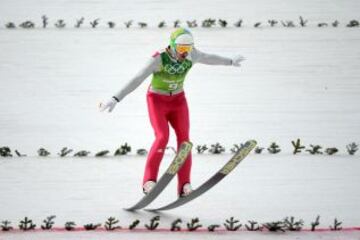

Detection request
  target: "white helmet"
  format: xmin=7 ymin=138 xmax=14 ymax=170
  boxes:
xmin=170 ymin=28 xmax=194 ymax=50
xmin=174 ymin=33 xmax=194 ymax=45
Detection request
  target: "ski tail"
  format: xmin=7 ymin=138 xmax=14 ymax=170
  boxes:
xmin=146 ymin=140 xmax=256 ymax=211
xmin=124 ymin=141 xmax=193 ymax=211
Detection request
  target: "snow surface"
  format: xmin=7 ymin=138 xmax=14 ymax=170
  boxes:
xmin=0 ymin=155 xmax=360 ymax=240
xmin=1 ymin=0 xmax=360 ymax=239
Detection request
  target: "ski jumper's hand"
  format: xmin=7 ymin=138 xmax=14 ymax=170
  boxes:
xmin=99 ymin=97 xmax=119 ymax=112
xmin=232 ymin=55 xmax=246 ymax=67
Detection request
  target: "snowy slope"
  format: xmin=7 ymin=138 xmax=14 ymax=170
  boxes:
xmin=0 ymin=28 xmax=360 ymax=152
xmin=0 ymin=154 xmax=360 ymax=240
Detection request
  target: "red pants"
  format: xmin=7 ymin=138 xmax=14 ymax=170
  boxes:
xmin=143 ymin=90 xmax=192 ymax=194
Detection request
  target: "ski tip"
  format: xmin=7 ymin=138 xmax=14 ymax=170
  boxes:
xmin=123 ymin=207 xmax=138 ymax=212
xmin=144 ymin=208 xmax=158 ymax=212
xmin=248 ymin=139 xmax=257 ymax=145
xmin=181 ymin=141 xmax=193 ymax=148
xmin=144 ymin=209 xmax=156 ymax=212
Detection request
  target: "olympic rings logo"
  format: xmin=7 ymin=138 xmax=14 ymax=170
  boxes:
xmin=164 ymin=61 xmax=192 ymax=75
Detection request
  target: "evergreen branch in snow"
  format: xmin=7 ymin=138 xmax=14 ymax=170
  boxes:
xmin=83 ymin=223 xmax=101 ymax=230
xmin=245 ymin=220 xmax=261 ymax=231
xmin=268 ymin=20 xmax=278 ymax=27
xmin=306 ymin=145 xmax=323 ymax=155
xmin=186 ymin=20 xmax=198 ymax=28
xmin=138 ymin=22 xmax=147 ymax=28
xmin=284 ymin=216 xmax=304 ymax=231
xmin=332 ymin=20 xmax=339 ymax=27
xmin=1 ymin=221 xmax=13 ymax=231
xmin=55 ymin=19 xmax=66 ymax=28
xmin=114 ymin=143 xmax=131 ymax=156
xmin=137 ymin=148 xmax=148 ymax=156
xmin=346 ymin=20 xmax=359 ymax=27
xmin=41 ymin=215 xmax=56 ymax=230
xmin=209 ymin=143 xmax=225 ymax=154
xmin=325 ymin=147 xmax=338 ymax=155
xmin=58 ymin=147 xmax=73 ymax=157
xmin=65 ymin=221 xmax=76 ymax=231
xmin=170 ymin=218 xmax=182 ymax=231
xmin=281 ymin=20 xmax=295 ymax=27
xmin=311 ymin=215 xmax=320 ymax=231
xmin=37 ymin=148 xmax=51 ymax=157
xmin=187 ymin=218 xmax=202 ymax=231
xmin=254 ymin=22 xmax=262 ymax=28
xmin=108 ymin=21 xmax=116 ymax=28
xmin=19 ymin=217 xmax=36 ymax=231
xmin=267 ymin=142 xmax=281 ymax=154
xmin=75 ymin=17 xmax=85 ymax=28
xmin=346 ymin=142 xmax=358 ymax=155
xmin=202 ymin=18 xmax=216 ymax=28
xmin=318 ymin=23 xmax=328 ymax=27
xmin=5 ymin=22 xmax=16 ymax=29
xmin=74 ymin=150 xmax=91 ymax=157
xmin=224 ymin=217 xmax=242 ymax=231
xmin=95 ymin=150 xmax=110 ymax=157
xmin=42 ymin=15 xmax=49 ymax=28
xmin=196 ymin=145 xmax=208 ymax=154
xmin=234 ymin=19 xmax=243 ymax=27
xmin=207 ymin=224 xmax=220 ymax=232
xmin=19 ymin=21 xmax=35 ymax=29
xmin=173 ymin=20 xmax=181 ymax=28
xmin=299 ymin=16 xmax=308 ymax=27
xmin=254 ymin=147 xmax=264 ymax=154
xmin=330 ymin=218 xmax=342 ymax=231
xmin=291 ymin=138 xmax=305 ymax=154
xmin=129 ymin=220 xmax=140 ymax=230
xmin=124 ymin=20 xmax=133 ymax=28
xmin=15 ymin=150 xmax=26 ymax=157
xmin=218 ymin=19 xmax=228 ymax=28
xmin=158 ymin=21 xmax=166 ymax=28
xmin=262 ymin=221 xmax=286 ymax=232
xmin=105 ymin=217 xmax=121 ymax=231
xmin=0 ymin=146 xmax=12 ymax=157
xmin=145 ymin=216 xmax=160 ymax=230
xmin=90 ymin=19 xmax=100 ymax=28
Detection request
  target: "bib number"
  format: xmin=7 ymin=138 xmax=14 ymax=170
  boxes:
xmin=168 ymin=83 xmax=178 ymax=91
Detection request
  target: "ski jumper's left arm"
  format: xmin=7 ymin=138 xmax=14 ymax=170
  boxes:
xmin=190 ymin=48 xmax=234 ymax=66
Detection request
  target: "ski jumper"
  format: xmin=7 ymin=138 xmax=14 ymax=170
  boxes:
xmin=113 ymin=48 xmax=233 ymax=194
xmin=146 ymin=51 xmax=193 ymax=193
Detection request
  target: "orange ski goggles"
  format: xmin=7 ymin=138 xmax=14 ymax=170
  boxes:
xmin=176 ymin=44 xmax=193 ymax=54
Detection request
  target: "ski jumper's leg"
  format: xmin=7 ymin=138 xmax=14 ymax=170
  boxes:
xmin=143 ymin=92 xmax=170 ymax=184
xmin=168 ymin=92 xmax=192 ymax=194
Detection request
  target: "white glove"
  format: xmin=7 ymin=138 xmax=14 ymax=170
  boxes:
xmin=99 ymin=97 xmax=119 ymax=112
xmin=232 ymin=55 xmax=246 ymax=67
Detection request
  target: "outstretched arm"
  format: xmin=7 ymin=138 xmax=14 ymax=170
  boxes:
xmin=191 ymin=48 xmax=245 ymax=66
xmin=114 ymin=56 xmax=160 ymax=102
xmin=100 ymin=55 xmax=161 ymax=112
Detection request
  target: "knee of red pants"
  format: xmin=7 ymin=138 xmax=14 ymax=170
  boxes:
xmin=156 ymin=134 xmax=169 ymax=150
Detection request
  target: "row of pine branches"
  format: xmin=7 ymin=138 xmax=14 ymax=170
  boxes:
xmin=2 ymin=16 xmax=359 ymax=29
xmin=0 ymin=140 xmax=358 ymax=157
xmin=0 ymin=215 xmax=344 ymax=232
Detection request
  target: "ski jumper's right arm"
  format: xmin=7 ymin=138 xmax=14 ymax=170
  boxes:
xmin=113 ymin=54 xmax=161 ymax=102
